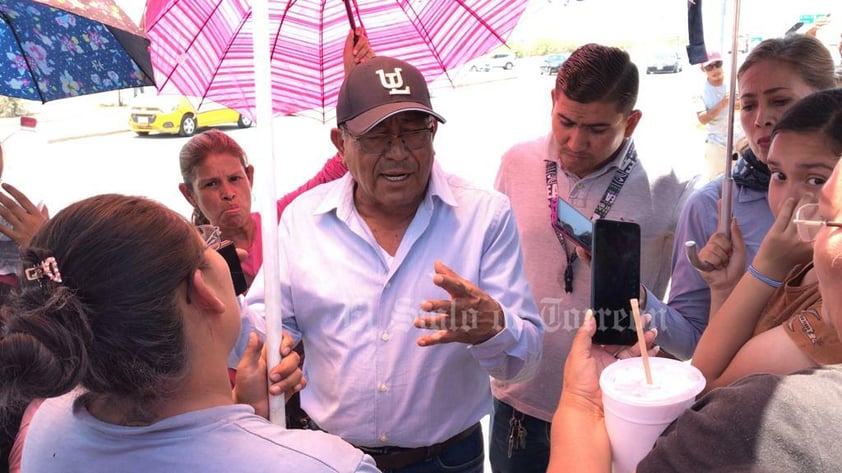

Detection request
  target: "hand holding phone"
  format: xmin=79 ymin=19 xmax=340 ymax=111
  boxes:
xmin=552 ymin=196 xmax=593 ymax=252
xmin=590 ymin=219 xmax=641 ymax=345
xmin=217 ymin=241 xmax=249 ymax=296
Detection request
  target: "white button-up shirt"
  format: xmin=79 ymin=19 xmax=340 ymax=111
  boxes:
xmin=246 ymin=163 xmax=543 ymax=448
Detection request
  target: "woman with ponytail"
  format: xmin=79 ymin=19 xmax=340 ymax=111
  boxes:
xmin=0 ymin=194 xmax=378 ymax=472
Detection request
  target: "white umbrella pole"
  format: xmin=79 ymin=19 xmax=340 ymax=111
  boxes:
xmin=252 ymin=0 xmax=286 ymax=426
xmin=719 ymin=0 xmax=741 ymax=237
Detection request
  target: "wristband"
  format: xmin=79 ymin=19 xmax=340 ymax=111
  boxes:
xmin=747 ymin=264 xmax=782 ymax=289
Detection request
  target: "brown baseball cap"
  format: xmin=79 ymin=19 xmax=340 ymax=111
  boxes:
xmin=336 ymin=56 xmax=446 ymax=135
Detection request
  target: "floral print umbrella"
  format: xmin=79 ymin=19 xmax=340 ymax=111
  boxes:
xmin=0 ymin=0 xmax=154 ymax=102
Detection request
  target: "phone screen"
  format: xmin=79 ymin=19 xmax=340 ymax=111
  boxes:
xmin=590 ymin=219 xmax=640 ymax=345
xmin=553 ymin=197 xmax=593 ymax=251
xmin=216 ymin=241 xmax=248 ymax=296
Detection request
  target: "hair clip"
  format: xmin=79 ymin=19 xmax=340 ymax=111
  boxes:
xmin=25 ymin=257 xmax=63 ymax=284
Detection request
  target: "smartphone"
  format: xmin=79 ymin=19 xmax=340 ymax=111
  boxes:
xmin=784 ymin=21 xmax=804 ymax=35
xmin=216 ymin=241 xmax=248 ymax=296
xmin=552 ymin=196 xmax=593 ymax=252
xmin=590 ymin=219 xmax=640 ymax=345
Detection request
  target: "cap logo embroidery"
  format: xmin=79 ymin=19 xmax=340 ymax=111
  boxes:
xmin=375 ymin=68 xmax=411 ymax=95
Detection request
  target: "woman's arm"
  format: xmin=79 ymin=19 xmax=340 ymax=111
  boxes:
xmin=697 ymin=217 xmax=746 ymax=317
xmin=702 ymin=324 xmax=815 ymax=394
xmin=692 ymin=269 xmax=778 ymax=386
xmin=548 ymin=312 xmax=612 ymax=473
xmin=275 ymin=153 xmax=348 ymax=218
xmin=692 ymin=197 xmax=813 ymax=391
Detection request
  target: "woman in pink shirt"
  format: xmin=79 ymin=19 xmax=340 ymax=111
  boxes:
xmin=178 ymin=29 xmax=373 ymax=288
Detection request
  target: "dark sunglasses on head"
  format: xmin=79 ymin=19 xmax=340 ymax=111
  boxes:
xmin=704 ymin=62 xmax=723 ymax=71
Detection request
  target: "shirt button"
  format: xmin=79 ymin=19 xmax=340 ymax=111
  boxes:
xmin=381 ymin=332 xmax=391 ymax=341
xmin=380 ymin=433 xmax=388 ymax=442
xmin=378 ymin=384 xmax=388 ymax=392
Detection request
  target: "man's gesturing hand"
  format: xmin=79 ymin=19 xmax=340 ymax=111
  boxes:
xmin=414 ymin=260 xmax=506 ymax=347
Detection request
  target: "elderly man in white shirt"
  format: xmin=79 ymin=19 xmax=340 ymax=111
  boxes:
xmin=247 ymin=56 xmax=543 ymax=473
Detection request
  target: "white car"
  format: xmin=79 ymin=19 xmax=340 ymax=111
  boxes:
xmin=465 ymin=52 xmax=517 ymax=72
xmin=485 ymin=52 xmax=517 ymax=70
xmin=466 ymin=57 xmax=490 ymax=72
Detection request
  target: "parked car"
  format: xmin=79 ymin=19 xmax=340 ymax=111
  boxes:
xmin=645 ymin=51 xmax=683 ymax=74
xmin=540 ymin=53 xmax=568 ymax=75
xmin=128 ymin=95 xmax=252 ymax=137
xmin=485 ymin=51 xmax=517 ymax=70
xmin=466 ymin=56 xmax=490 ymax=72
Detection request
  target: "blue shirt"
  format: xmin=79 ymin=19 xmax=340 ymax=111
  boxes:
xmin=23 ymin=391 xmax=380 ymax=473
xmin=246 ymin=163 xmax=543 ymax=448
xmin=644 ymin=176 xmax=773 ymax=359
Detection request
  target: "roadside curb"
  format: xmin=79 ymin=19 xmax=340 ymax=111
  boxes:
xmin=453 ymin=75 xmax=518 ymax=89
xmin=48 ymin=128 xmax=131 ymax=143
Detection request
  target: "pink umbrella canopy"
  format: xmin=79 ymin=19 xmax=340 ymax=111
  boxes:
xmin=143 ymin=0 xmax=528 ymax=122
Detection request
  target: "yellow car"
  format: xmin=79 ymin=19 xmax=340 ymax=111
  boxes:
xmin=128 ymin=95 xmax=252 ymax=137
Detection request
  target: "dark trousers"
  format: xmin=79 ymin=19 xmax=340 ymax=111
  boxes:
xmin=286 ymin=343 xmax=310 ymax=429
xmin=377 ymin=426 xmax=485 ymax=473
xmin=309 ymin=419 xmax=484 ymax=473
xmin=489 ymin=399 xmax=551 ymax=473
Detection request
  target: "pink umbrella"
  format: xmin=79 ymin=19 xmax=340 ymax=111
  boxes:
xmin=144 ymin=0 xmax=528 ymax=427
xmin=143 ymin=0 xmax=528 ymax=122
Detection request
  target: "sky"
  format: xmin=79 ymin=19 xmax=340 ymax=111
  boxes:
xmin=116 ymin=0 xmax=144 ymax=23
xmin=509 ymin=0 xmax=839 ymax=50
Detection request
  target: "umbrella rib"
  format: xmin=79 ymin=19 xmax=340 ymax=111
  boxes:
xmin=199 ymin=8 xmax=257 ymax=111
xmin=454 ymin=0 xmax=510 ymax=46
xmin=351 ymin=0 xmax=365 ymax=30
xmin=269 ymin=0 xmax=298 ymax=117
xmin=1 ymin=11 xmax=48 ymax=103
xmin=319 ymin=0 xmax=327 ymax=123
xmin=106 ymin=26 xmax=156 ymax=85
xmin=271 ymin=1 xmax=296 ymax=61
xmin=442 ymin=0 xmax=517 ymax=85
xmin=156 ymin=0 xmax=226 ymax=96
xmin=144 ymin=0 xmax=179 ymax=32
xmin=399 ymin=0 xmax=454 ymax=87
xmin=196 ymin=7 xmax=255 ymax=112
xmin=147 ymin=0 xmax=189 ymax=90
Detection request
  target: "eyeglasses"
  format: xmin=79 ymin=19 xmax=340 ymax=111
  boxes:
xmin=197 ymin=224 xmax=223 ymax=250
xmin=704 ymin=62 xmax=723 ymax=71
xmin=185 ymin=225 xmax=224 ymax=304
xmin=792 ymin=203 xmax=842 ymax=242
xmin=349 ymin=127 xmax=434 ymax=155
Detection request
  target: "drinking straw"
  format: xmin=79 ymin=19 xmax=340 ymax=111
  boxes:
xmin=630 ymin=298 xmax=653 ymax=385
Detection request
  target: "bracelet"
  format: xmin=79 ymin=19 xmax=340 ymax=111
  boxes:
xmin=746 ymin=264 xmax=782 ymax=289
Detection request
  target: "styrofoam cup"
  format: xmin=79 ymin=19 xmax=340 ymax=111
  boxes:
xmin=599 ymin=357 xmax=706 ymax=473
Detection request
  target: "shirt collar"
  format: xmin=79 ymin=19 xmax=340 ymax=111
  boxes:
xmin=549 ymin=135 xmax=632 ymax=180
xmin=314 ymin=161 xmax=457 ymax=219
